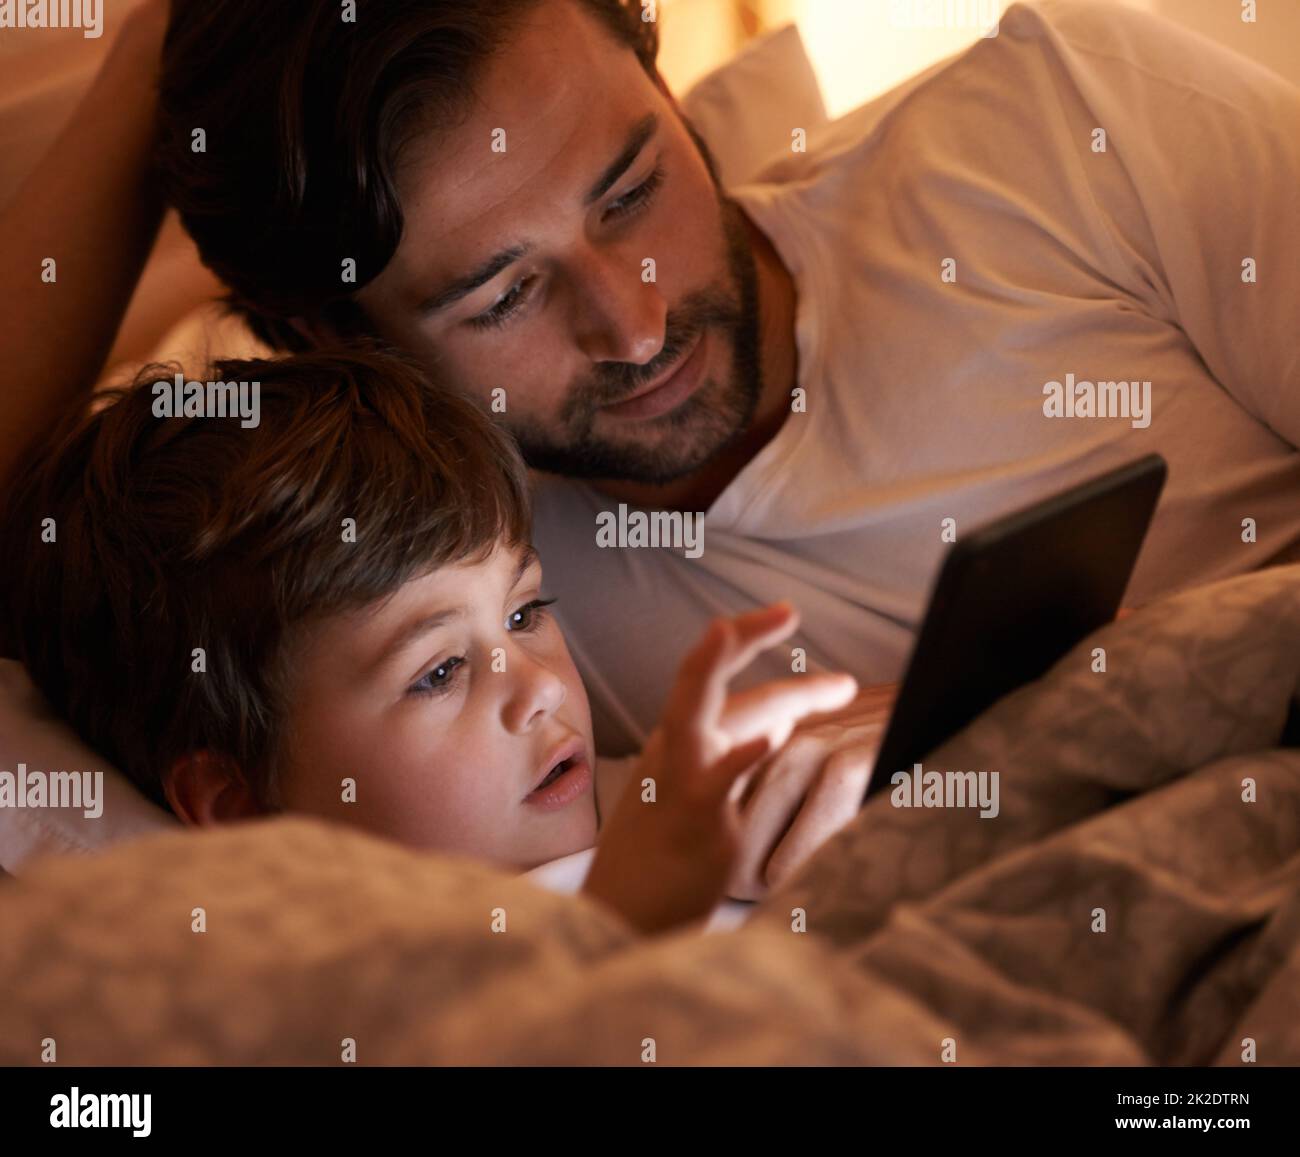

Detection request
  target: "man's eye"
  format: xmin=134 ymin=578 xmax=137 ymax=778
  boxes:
xmin=605 ymin=164 xmax=665 ymax=222
xmin=408 ymin=655 xmax=465 ymax=698
xmin=468 ymin=276 xmax=535 ymax=331
xmin=508 ymin=597 xmax=557 ymax=632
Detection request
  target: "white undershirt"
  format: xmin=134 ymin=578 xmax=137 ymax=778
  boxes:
xmin=532 ymin=0 xmax=1300 ymax=756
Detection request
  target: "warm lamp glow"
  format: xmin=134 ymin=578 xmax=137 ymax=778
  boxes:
xmin=788 ymin=0 xmax=1010 ymax=116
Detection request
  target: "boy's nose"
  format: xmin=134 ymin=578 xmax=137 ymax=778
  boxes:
xmin=502 ymin=652 xmax=567 ymax=733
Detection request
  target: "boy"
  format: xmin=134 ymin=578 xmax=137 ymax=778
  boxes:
xmin=0 ymin=346 xmax=858 ymax=933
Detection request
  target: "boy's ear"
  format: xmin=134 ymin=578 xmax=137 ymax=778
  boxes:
xmin=164 ymin=749 xmax=265 ymax=826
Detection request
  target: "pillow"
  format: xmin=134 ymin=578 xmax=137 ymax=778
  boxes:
xmin=677 ymin=23 xmax=827 ymax=190
xmin=0 ymin=25 xmax=827 ymax=873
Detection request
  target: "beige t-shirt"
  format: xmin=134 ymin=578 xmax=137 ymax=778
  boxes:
xmin=533 ymin=0 xmax=1300 ymax=755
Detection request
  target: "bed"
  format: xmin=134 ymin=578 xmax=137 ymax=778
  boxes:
xmin=2 ymin=15 xmax=1298 ymax=1068
xmin=2 ymin=566 xmax=1299 ymax=1064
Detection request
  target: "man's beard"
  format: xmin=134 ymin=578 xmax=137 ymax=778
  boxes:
xmin=510 ymin=194 xmax=764 ymax=486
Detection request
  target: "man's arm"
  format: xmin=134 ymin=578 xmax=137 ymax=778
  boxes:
xmin=0 ymin=1 xmax=170 ymax=484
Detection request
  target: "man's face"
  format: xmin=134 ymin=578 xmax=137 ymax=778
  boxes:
xmin=273 ymin=542 xmax=598 ymax=872
xmin=354 ymin=0 xmax=762 ymax=485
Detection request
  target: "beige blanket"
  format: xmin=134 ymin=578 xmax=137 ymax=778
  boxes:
xmin=2 ymin=567 xmax=1299 ymax=1065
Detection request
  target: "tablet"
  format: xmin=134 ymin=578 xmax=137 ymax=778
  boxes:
xmin=864 ymin=453 xmax=1168 ymax=798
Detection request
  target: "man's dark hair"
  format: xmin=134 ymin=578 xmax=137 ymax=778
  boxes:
xmin=157 ymin=0 xmax=660 ymax=351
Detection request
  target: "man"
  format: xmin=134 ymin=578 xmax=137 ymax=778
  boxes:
xmin=5 ymin=0 xmax=1299 ymax=759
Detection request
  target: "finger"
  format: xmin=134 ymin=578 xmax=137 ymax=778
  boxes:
xmin=725 ymin=600 xmax=799 ymax=641
xmin=663 ymin=605 xmax=799 ymax=762
xmin=726 ymin=735 xmax=829 ymax=897
xmin=764 ymin=747 xmax=875 ymax=889
xmin=688 ymin=604 xmax=802 ymax=710
xmin=718 ymin=674 xmax=859 ymax=747
xmin=798 ymin=681 xmax=899 ymax=729
xmin=705 ymin=602 xmax=801 ymax=689
xmin=702 ymin=735 xmax=772 ymax=807
xmin=660 ymin=617 xmax=733 ymax=764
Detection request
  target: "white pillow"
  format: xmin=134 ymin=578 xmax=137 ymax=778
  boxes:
xmin=678 ymin=24 xmax=827 ymax=190
xmin=0 ymin=25 xmax=827 ymax=873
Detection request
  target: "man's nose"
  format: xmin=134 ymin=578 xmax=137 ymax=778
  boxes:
xmin=569 ymin=246 xmax=667 ymax=365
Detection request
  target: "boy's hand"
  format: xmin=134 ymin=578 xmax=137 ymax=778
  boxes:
xmin=581 ymin=603 xmax=855 ymax=935
xmin=720 ymin=683 xmax=897 ymax=901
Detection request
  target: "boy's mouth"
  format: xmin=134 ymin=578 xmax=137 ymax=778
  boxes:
xmin=535 ymin=760 xmax=570 ymax=790
xmin=525 ymin=738 xmax=591 ymax=810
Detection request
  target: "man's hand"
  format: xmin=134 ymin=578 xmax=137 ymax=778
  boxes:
xmin=720 ymin=682 xmax=898 ymax=901
xmin=581 ymin=603 xmax=856 ymax=935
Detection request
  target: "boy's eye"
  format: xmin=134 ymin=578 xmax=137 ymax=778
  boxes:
xmin=509 ymin=597 xmax=557 ymax=632
xmin=405 ymin=599 xmax=555 ymax=698
xmin=408 ymin=655 xmax=465 ymax=698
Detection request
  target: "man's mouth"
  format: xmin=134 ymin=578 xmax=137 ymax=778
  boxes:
xmin=524 ymin=737 xmax=592 ymax=810
xmin=598 ymin=329 xmax=709 ymax=422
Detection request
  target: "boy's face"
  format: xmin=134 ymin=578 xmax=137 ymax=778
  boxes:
xmin=353 ymin=0 xmax=762 ymax=486
xmin=273 ymin=541 xmax=597 ymax=871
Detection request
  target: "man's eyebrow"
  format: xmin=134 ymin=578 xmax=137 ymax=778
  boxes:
xmin=415 ymin=115 xmax=659 ymax=317
xmin=584 ymin=113 xmax=659 ymax=207
xmin=417 ymin=244 xmax=532 ymax=316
